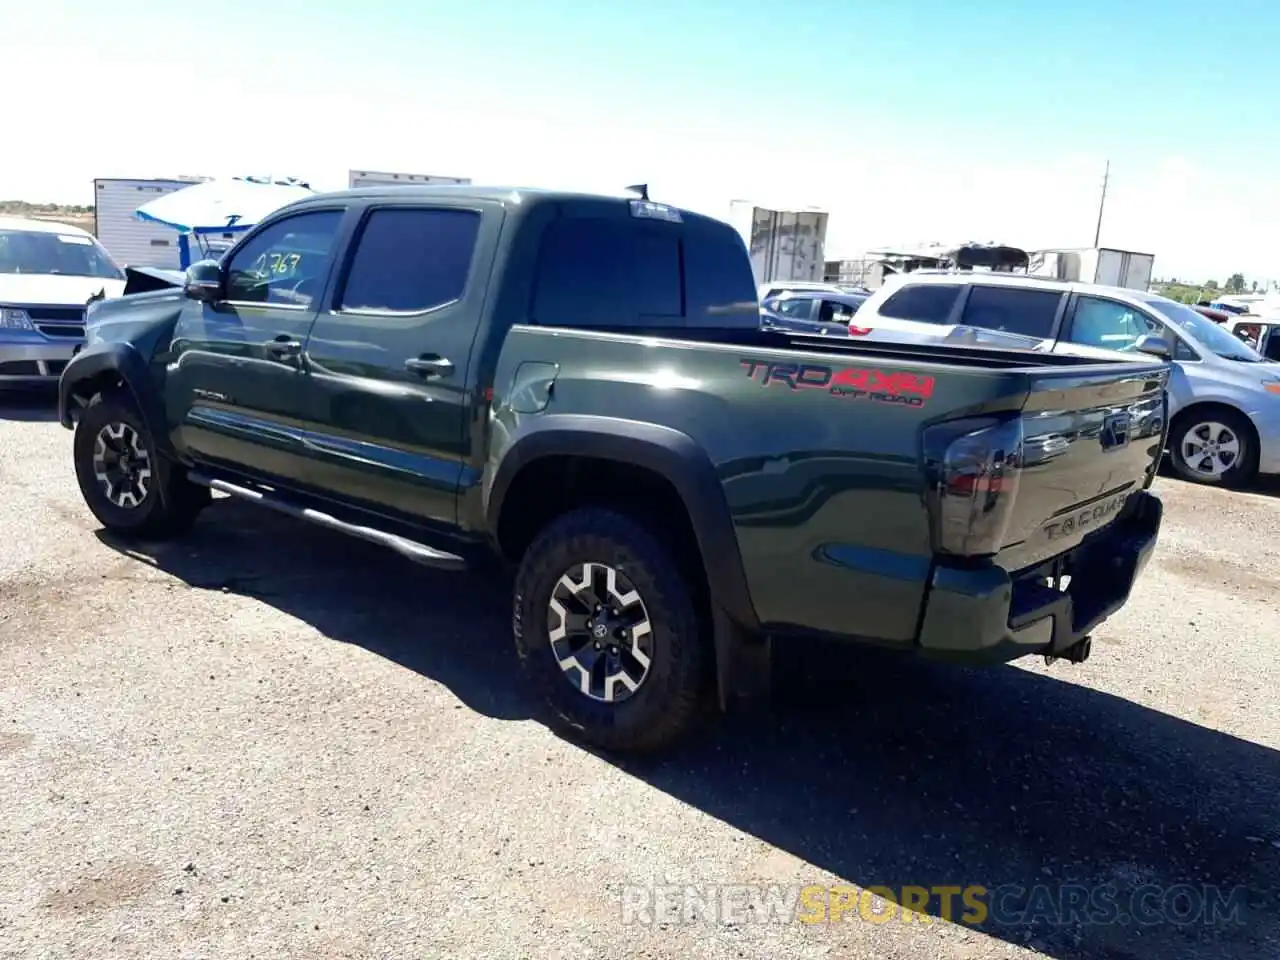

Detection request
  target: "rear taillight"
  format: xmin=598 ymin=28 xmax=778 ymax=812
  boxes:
xmin=923 ymin=416 xmax=1024 ymax=558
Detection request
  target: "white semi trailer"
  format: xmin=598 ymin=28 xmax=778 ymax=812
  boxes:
xmin=727 ymin=201 xmax=830 ymax=287
xmin=1029 ymin=247 xmax=1155 ymax=290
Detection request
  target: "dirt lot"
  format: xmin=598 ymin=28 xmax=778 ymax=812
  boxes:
xmin=1 ymin=392 xmax=1277 ymax=960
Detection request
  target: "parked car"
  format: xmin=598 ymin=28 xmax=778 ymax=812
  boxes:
xmin=0 ymin=217 xmax=125 ymax=389
xmin=756 ymin=280 xmax=846 ymax=301
xmin=60 ymin=186 xmax=1167 ymax=753
xmin=1226 ymin=317 xmax=1280 ymax=361
xmin=759 ymin=289 xmax=867 ymax=336
xmin=853 ymin=271 xmax=1280 ymax=487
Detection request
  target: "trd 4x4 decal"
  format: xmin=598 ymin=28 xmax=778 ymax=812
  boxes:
xmin=740 ymin=358 xmax=935 ymax=407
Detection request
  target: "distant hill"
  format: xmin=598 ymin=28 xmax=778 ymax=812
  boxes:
xmin=0 ymin=200 xmax=96 ymax=236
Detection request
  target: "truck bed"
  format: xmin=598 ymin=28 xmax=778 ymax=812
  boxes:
xmin=493 ymin=323 xmax=1168 ymax=651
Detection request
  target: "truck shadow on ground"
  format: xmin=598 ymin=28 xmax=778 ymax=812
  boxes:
xmin=97 ymin=498 xmax=1279 ymax=960
xmin=0 ymin=390 xmax=61 ymax=422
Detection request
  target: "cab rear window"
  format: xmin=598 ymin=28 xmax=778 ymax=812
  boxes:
xmin=530 ymin=214 xmax=757 ymax=330
xmin=531 ymin=217 xmax=681 ymax=328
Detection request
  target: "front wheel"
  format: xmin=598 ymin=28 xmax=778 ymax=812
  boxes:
xmin=72 ymin=389 xmax=209 ymax=538
xmin=1167 ymin=409 xmax=1258 ymax=487
xmin=513 ymin=507 xmax=708 ymax=753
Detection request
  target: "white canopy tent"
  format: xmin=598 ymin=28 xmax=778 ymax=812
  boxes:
xmin=133 ymin=176 xmax=316 ymax=267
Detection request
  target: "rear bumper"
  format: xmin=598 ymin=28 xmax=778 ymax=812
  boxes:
xmin=916 ymin=491 xmax=1162 ymax=663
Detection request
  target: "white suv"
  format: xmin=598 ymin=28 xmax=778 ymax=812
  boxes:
xmin=848 ymin=271 xmax=1074 ymax=348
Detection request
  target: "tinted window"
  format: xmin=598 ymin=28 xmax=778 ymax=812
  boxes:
xmin=532 ymin=217 xmax=682 ymax=327
xmin=766 ymin=297 xmax=814 ymax=319
xmin=818 ymin=299 xmax=858 ymax=323
xmin=683 ymin=223 xmax=758 ymax=327
xmin=225 ymin=210 xmax=343 ymax=307
xmin=877 ymin=284 xmax=962 ymax=323
xmin=341 ymin=208 xmax=480 ymax=313
xmin=960 ymin=285 xmax=1062 ymax=338
xmin=1065 ymin=296 xmax=1162 ymax=351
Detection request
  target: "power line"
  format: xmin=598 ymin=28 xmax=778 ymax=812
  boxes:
xmin=1093 ymin=160 xmax=1110 ymax=247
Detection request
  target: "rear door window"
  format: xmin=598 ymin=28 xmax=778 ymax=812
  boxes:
xmin=340 ymin=207 xmax=481 ymax=313
xmin=767 ymin=297 xmax=815 ymax=319
xmin=818 ymin=299 xmax=858 ymax=324
xmin=532 ymin=217 xmax=683 ymax=327
xmin=960 ymin=284 xmax=1063 ymax=338
xmin=876 ymin=283 xmax=962 ymax=323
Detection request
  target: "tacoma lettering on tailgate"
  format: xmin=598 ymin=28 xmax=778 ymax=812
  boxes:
xmin=740 ymin=359 xmax=935 ymax=407
xmin=1044 ymin=492 xmax=1131 ymax=540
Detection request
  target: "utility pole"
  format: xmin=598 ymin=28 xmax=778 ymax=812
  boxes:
xmin=1093 ymin=160 xmax=1110 ymax=247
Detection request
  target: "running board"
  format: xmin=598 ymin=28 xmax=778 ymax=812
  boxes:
xmin=187 ymin=472 xmax=467 ymax=572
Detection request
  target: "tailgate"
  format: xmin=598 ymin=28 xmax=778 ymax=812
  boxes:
xmin=996 ymin=362 xmax=1168 ymax=572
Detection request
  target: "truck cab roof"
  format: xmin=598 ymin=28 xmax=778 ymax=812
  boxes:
xmin=284 ymin=184 xmax=715 ymax=224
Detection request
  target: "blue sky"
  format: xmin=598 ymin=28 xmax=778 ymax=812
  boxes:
xmin=4 ymin=0 xmax=1278 ymax=280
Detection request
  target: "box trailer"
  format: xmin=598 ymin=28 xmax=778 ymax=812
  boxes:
xmin=1028 ymin=247 xmax=1155 ymax=291
xmin=93 ymin=177 xmax=210 ymax=269
xmin=347 ymin=170 xmax=471 ymax=189
xmin=728 ymin=201 xmax=829 ymax=287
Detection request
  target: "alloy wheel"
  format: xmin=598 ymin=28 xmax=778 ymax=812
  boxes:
xmin=547 ymin=562 xmax=654 ymax=703
xmin=1180 ymin=421 xmax=1240 ymax=480
xmin=92 ymin=422 xmax=153 ymax=509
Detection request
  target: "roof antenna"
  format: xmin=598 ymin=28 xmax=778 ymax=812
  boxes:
xmin=625 ymin=184 xmax=649 ymax=201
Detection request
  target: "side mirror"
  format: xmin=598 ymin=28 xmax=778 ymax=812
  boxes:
xmin=184 ymin=259 xmax=224 ymax=302
xmin=1134 ymin=333 xmax=1173 ymax=361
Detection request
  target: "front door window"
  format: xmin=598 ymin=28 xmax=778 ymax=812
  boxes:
xmin=224 ymin=210 xmax=344 ymax=308
xmin=1066 ymin=296 xmax=1162 ymax=351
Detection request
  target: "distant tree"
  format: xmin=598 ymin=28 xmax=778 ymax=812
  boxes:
xmin=1251 ymin=280 xmax=1259 ymax=293
xmin=1204 ymin=279 xmax=1219 ymax=291
xmin=1225 ymin=273 xmax=1246 ymax=293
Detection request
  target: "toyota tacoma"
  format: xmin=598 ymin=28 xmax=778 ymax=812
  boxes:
xmin=59 ymin=185 xmax=1169 ymax=752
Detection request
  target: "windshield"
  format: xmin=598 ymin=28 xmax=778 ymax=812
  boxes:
xmin=0 ymin=229 xmax=124 ymax=280
xmin=1147 ymin=298 xmax=1262 ymax=361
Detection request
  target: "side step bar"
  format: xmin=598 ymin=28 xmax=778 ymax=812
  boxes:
xmin=187 ymin=472 xmax=467 ymax=572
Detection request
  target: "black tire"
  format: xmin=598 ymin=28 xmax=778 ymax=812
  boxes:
xmin=513 ymin=506 xmax=708 ymax=753
xmin=73 ymin=389 xmax=209 ymax=538
xmin=1167 ymin=407 xmax=1258 ymax=488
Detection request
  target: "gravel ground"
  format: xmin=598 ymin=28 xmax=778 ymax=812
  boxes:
xmin=1 ymin=392 xmax=1277 ymax=960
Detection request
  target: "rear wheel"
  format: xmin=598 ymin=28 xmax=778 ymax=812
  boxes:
xmin=513 ymin=507 xmax=708 ymax=753
xmin=73 ymin=390 xmax=209 ymax=538
xmin=1167 ymin=408 xmax=1258 ymax=487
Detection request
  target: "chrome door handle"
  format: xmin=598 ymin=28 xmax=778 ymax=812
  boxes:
xmin=404 ymin=356 xmax=454 ymax=377
xmin=265 ymin=337 xmax=302 ymax=360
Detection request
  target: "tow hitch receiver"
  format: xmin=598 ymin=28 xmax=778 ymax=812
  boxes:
xmin=1044 ymin=635 xmax=1092 ymax=667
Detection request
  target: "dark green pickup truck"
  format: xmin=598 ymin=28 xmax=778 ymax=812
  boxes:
xmin=59 ymin=185 xmax=1169 ymax=752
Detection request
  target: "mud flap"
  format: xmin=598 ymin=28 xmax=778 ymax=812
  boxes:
xmin=712 ymin=605 xmax=773 ymax=711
